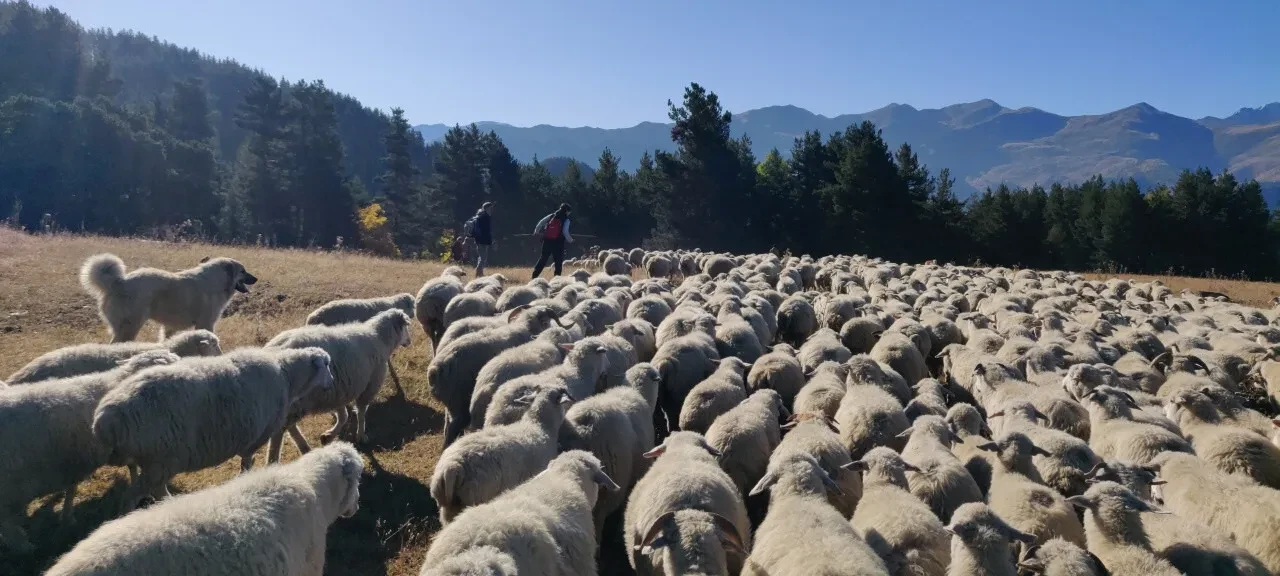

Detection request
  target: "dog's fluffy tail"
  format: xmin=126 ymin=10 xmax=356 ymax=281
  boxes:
xmin=80 ymin=253 xmax=126 ymax=298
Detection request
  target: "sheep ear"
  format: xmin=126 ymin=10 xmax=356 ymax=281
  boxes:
xmin=988 ymin=410 xmax=1005 ymax=419
xmin=593 ymin=468 xmax=621 ymax=491
xmin=1066 ymin=495 xmax=1093 ymax=510
xmin=711 ymin=514 xmax=747 ymax=556
xmin=976 ymin=442 xmax=999 ymax=453
xmin=1031 ymin=445 xmax=1053 ymax=457
xmin=749 ymin=472 xmax=777 ymax=496
xmin=895 ymin=427 xmax=915 ymax=439
xmin=781 ymin=420 xmax=799 ymax=431
xmin=901 ymin=461 xmax=921 ymax=473
xmin=199 ymin=256 xmax=210 ymax=263
xmin=841 ymin=460 xmax=869 ymax=473
xmin=637 ymin=512 xmax=674 ymax=553
xmin=1119 ymin=392 xmax=1141 ymax=409
xmin=642 ymin=444 xmax=666 ymax=459
xmin=558 ymin=343 xmax=576 ymax=352
xmin=506 ymin=307 xmax=529 ymax=323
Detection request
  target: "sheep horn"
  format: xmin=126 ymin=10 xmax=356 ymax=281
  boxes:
xmin=636 ymin=511 xmax=676 ymax=552
xmin=553 ymin=316 xmax=572 ymax=329
xmin=1186 ymin=355 xmax=1211 ymax=374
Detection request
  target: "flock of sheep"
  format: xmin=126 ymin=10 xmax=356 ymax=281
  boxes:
xmin=3 ymin=246 xmax=1280 ymax=575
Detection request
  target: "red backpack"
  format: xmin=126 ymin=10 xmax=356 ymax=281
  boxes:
xmin=543 ymin=216 xmax=563 ymax=240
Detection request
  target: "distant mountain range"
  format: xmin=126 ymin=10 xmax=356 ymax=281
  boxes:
xmin=416 ymin=101 xmax=1280 ymax=200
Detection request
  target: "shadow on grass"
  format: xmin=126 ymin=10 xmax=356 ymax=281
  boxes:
xmin=325 ymin=453 xmax=439 ymax=576
xmin=1 ymin=473 xmax=130 ymax=575
xmin=362 ymin=392 xmax=444 ymax=451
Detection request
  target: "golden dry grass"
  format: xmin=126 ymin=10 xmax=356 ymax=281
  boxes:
xmin=0 ymin=228 xmax=544 ymax=575
xmin=1080 ymin=272 xmax=1280 ymax=308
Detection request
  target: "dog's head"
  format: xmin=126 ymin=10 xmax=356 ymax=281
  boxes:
xmin=204 ymin=257 xmax=258 ymax=294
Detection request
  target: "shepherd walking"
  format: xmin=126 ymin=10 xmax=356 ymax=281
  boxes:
xmin=466 ymin=201 xmax=494 ymax=276
xmin=531 ymin=203 xmax=573 ymax=279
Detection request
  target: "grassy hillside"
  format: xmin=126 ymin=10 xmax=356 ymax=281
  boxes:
xmin=5 ymin=229 xmax=1280 ymax=574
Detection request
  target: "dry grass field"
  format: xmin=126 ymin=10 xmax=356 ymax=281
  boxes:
xmin=0 ymin=228 xmax=543 ymax=575
xmin=5 ymin=228 xmax=1280 ymax=575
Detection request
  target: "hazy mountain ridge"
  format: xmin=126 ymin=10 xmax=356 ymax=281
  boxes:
xmin=415 ymin=101 xmax=1280 ymax=200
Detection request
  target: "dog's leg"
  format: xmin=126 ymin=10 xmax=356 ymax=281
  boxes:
xmin=355 ymin=402 xmax=370 ymax=443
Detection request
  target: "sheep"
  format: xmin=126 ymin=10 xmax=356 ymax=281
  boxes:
xmin=624 ymin=432 xmax=751 ymax=575
xmin=899 ymin=415 xmax=984 ymax=522
xmin=628 ymin=294 xmax=674 ymax=327
xmin=1067 ymin=482 xmax=1182 ymax=576
xmin=421 ymin=450 xmax=618 ymax=576
xmin=414 ymin=269 xmax=466 ymax=350
xmin=990 ymin=400 xmax=1101 ymax=496
xmin=679 ymin=357 xmax=752 ymax=434
xmin=429 ymin=386 xmax=571 ymax=524
xmin=793 ymin=361 xmax=848 ymax=419
xmin=972 ymin=365 xmax=1091 ymax=441
xmin=304 ymin=292 xmax=415 ymax=395
xmin=850 ymin=447 xmax=951 ymax=576
xmin=1080 ymin=386 xmax=1192 ymax=465
xmin=848 ymin=353 xmax=913 ymax=405
xmin=5 ymin=329 xmax=221 ymax=385
xmin=705 ymin=388 xmax=787 ymax=522
xmin=92 ymin=346 xmax=335 ymax=513
xmin=442 ymin=291 xmax=497 ymax=329
xmin=773 ymin=412 xmax=863 ymax=517
xmin=945 ymin=502 xmax=1038 ymax=576
xmin=427 ymin=305 xmax=564 ymax=445
xmin=744 ymin=452 xmax=890 ymax=576
xmin=835 ymin=378 xmax=910 ymax=459
xmin=610 ymin=317 xmax=658 ymax=362
xmin=604 ymin=254 xmax=632 ymax=276
xmin=45 ymin=442 xmax=363 ymax=576
xmin=871 ymin=330 xmax=930 ymax=385
xmin=746 ymin=346 xmax=806 ymax=408
xmin=0 ymin=350 xmax=181 ymax=554
xmin=714 ymin=297 xmax=766 ymax=363
xmin=985 ymin=433 xmax=1087 ymax=547
xmin=264 ymin=309 xmax=413 ymax=462
xmin=1014 ymin=538 xmax=1106 ymax=576
xmin=1164 ymin=389 xmax=1280 ymax=489
xmin=651 ymin=331 xmax=721 ymax=434
xmin=776 ymin=296 xmax=818 ymax=347
xmin=468 ymin=327 xmax=573 ymax=428
xmin=905 ymin=378 xmax=950 ymax=422
xmin=495 ymin=284 xmax=541 ymax=312
xmin=559 ymin=379 xmax=658 ymax=541
xmin=563 ymin=297 xmax=625 ymax=337
xmin=798 ymin=328 xmax=852 ymax=373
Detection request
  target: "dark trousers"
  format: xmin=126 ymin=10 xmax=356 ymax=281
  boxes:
xmin=532 ymin=238 xmax=565 ymax=278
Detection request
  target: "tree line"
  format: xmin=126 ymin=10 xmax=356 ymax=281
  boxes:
xmin=2 ymin=2 xmax=1277 ymax=278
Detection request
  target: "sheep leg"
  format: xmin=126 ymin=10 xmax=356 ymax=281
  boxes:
xmin=443 ymin=411 xmax=469 ymax=447
xmin=319 ymin=409 xmax=349 ymax=444
xmin=288 ymin=423 xmax=314 ymax=454
xmin=60 ymin=486 xmax=77 ymax=525
xmin=354 ymin=402 xmax=370 ymax=443
xmin=268 ymin=430 xmax=286 ymax=464
xmin=387 ymin=360 xmax=405 ymax=396
xmin=240 ymin=452 xmax=256 ymax=473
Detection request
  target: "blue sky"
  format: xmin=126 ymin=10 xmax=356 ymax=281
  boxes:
xmin=43 ymin=0 xmax=1278 ymax=128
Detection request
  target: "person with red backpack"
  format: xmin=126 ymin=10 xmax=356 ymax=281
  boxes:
xmin=531 ymin=203 xmax=573 ymax=278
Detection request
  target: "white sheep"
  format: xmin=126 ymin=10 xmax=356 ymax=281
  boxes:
xmin=624 ymin=432 xmax=751 ymax=575
xmin=899 ymin=415 xmax=984 ymax=522
xmin=1149 ymin=451 xmax=1280 ymax=573
xmin=92 ymin=346 xmax=335 ymax=512
xmin=414 ymin=269 xmax=466 ymax=350
xmin=45 ymin=442 xmax=364 ymax=576
xmin=427 ymin=305 xmax=564 ymax=445
xmin=746 ymin=346 xmax=806 ymax=408
xmin=985 ymin=433 xmax=1086 ymax=547
xmin=745 ymin=452 xmax=889 ymax=576
xmin=835 ymin=380 xmax=910 ymax=459
xmin=1067 ymin=482 xmax=1181 ymax=576
xmin=442 ymin=291 xmax=497 ymax=329
xmin=793 ymin=361 xmax=848 ymax=420
xmin=773 ymin=412 xmax=863 ymax=518
xmin=678 ymin=357 xmax=751 ymax=434
xmin=264 ymin=309 xmax=413 ymax=462
xmin=945 ymin=502 xmax=1038 ymax=576
xmin=850 ymin=447 xmax=951 ymax=576
xmin=5 ymin=329 xmax=221 ymax=385
xmin=990 ymin=400 xmax=1101 ymax=496
xmin=468 ymin=327 xmax=573 ymax=428
xmin=0 ymin=350 xmax=181 ymax=554
xmin=1164 ymin=389 xmax=1280 ymax=488
xmin=304 ymin=292 xmax=415 ymax=395
xmin=430 ymin=386 xmax=570 ymax=523
xmin=421 ymin=450 xmax=618 ymax=576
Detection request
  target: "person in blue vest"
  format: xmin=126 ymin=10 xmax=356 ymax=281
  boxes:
xmin=468 ymin=201 xmax=494 ymax=276
xmin=531 ymin=203 xmax=573 ymax=279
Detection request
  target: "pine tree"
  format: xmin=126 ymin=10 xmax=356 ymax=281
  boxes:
xmin=289 ymin=80 xmax=356 ymax=248
xmin=378 ymin=107 xmax=424 ymax=253
xmin=231 ymin=75 xmax=292 ymax=244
